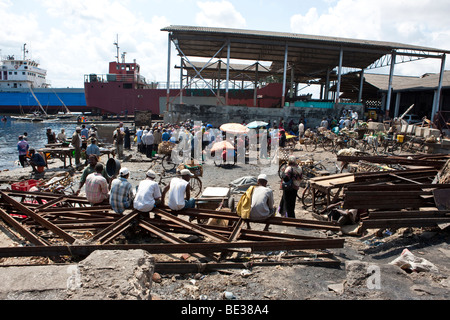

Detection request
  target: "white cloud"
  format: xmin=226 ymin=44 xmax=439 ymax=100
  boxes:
xmin=0 ymin=0 xmax=172 ymax=87
xmin=195 ymin=0 xmax=246 ymax=28
xmin=290 ymin=0 xmax=450 ymax=76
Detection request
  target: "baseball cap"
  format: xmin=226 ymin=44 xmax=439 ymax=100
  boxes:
xmin=180 ymin=169 xmax=194 ymax=177
xmin=119 ymin=168 xmax=130 ymax=176
xmin=258 ymin=174 xmax=268 ymax=181
xmin=146 ymin=170 xmax=156 ymax=179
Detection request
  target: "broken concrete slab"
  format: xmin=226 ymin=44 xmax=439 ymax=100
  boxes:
xmin=67 ymin=249 xmax=155 ymax=300
xmin=0 ymin=264 xmax=75 ymax=300
xmin=0 ymin=249 xmax=155 ymax=300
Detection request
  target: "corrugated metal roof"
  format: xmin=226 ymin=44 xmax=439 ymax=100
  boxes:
xmin=364 ymin=71 xmax=450 ymax=91
xmin=162 ymin=25 xmax=450 ymax=83
xmin=162 ymin=25 xmax=450 ymax=54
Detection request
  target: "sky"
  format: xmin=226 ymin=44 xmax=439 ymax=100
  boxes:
xmin=2 ymin=0 xmax=450 ymax=95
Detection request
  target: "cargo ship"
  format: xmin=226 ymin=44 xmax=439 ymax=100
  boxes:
xmin=0 ymin=44 xmax=86 ymax=116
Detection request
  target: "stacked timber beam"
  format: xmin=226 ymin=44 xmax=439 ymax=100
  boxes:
xmin=334 ymin=154 xmax=450 ymax=232
xmin=0 ymin=189 xmax=344 ymax=269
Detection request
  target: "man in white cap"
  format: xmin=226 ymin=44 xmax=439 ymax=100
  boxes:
xmin=248 ymin=174 xmax=275 ymax=229
xmin=133 ymin=170 xmax=161 ymax=213
xmin=109 ymin=167 xmax=134 ymax=214
xmin=162 ymin=169 xmax=195 ymax=211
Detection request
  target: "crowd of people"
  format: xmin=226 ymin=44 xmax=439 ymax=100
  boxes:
xmin=15 ymin=112 xmax=365 ymax=225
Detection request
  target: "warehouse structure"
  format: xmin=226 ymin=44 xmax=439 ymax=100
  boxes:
xmin=162 ymin=25 xmax=450 ymax=122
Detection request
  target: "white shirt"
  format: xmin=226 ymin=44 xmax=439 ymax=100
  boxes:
xmin=299 ymin=123 xmax=305 ymax=134
xmin=250 ymin=186 xmax=274 ymax=221
xmin=134 ymin=179 xmax=161 ymax=212
xmin=142 ymin=132 xmax=154 ymax=146
xmin=167 ymin=178 xmax=189 ymax=211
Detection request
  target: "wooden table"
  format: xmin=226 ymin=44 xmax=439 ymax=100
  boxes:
xmin=309 ymin=173 xmax=355 ymax=210
xmin=38 ymin=147 xmax=75 ymax=168
xmin=99 ymin=148 xmax=115 ymax=159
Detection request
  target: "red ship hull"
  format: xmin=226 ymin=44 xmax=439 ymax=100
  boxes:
xmin=84 ymin=61 xmax=283 ymax=116
xmin=84 ymin=81 xmax=178 ymax=116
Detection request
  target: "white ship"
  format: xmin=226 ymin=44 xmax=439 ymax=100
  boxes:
xmin=0 ymin=44 xmax=86 ymax=119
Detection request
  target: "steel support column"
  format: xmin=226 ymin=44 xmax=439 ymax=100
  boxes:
xmin=180 ymin=57 xmax=183 ymax=104
xmin=166 ymin=34 xmax=172 ymax=112
xmin=335 ymin=48 xmax=344 ymax=105
xmin=394 ymin=92 xmax=401 ymax=118
xmin=325 ymin=68 xmax=330 ymax=100
xmin=385 ymin=52 xmax=396 ymax=118
xmin=358 ymin=69 xmax=365 ymax=103
xmin=281 ymin=44 xmax=288 ymax=107
xmin=432 ymin=54 xmax=447 ymax=120
xmin=290 ymin=66 xmax=295 ymax=99
xmin=225 ymin=41 xmax=231 ymax=105
xmin=253 ymin=62 xmax=259 ymax=107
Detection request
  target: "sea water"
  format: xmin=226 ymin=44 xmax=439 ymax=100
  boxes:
xmin=0 ymin=117 xmax=79 ymax=171
xmin=0 ymin=117 xmax=124 ymax=171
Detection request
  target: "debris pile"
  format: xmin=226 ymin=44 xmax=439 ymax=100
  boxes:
xmin=309 ymin=154 xmax=450 ymax=234
xmin=0 ymin=189 xmax=344 ymax=271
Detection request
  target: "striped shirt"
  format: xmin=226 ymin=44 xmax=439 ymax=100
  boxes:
xmin=85 ymin=173 xmax=109 ymax=205
xmin=110 ymin=177 xmax=134 ymax=214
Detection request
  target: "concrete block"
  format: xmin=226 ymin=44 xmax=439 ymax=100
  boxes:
xmin=415 ymin=127 xmax=425 ymax=137
xmin=0 ymin=265 xmax=75 ymax=300
xmin=442 ymin=139 xmax=450 ymax=147
xmin=428 ymin=128 xmax=441 ymax=138
xmin=401 ymin=124 xmax=408 ymax=133
xmin=407 ymin=125 xmax=415 ymax=134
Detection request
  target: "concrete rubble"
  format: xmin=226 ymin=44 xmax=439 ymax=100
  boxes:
xmin=0 ymin=249 xmax=155 ymax=300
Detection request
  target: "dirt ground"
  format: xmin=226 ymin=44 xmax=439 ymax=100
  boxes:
xmin=0 ymin=140 xmax=449 ymax=301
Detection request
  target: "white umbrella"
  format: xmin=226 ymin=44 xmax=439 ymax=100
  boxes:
xmin=246 ymin=121 xmax=268 ymax=129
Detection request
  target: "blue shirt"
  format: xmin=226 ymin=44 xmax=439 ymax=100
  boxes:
xmin=136 ymin=129 xmax=143 ymax=143
xmin=86 ymin=144 xmax=100 ymax=157
xmin=81 ymin=128 xmax=89 ymax=139
xmin=162 ymin=131 xmax=170 ymax=142
xmin=31 ymin=153 xmax=46 ymax=166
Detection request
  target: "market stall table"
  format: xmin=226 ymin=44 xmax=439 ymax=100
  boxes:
xmin=38 ymin=147 xmax=75 ymax=169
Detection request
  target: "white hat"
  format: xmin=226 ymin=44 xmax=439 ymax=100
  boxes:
xmin=180 ymin=169 xmax=194 ymax=177
xmin=119 ymin=168 xmax=130 ymax=176
xmin=146 ymin=170 xmax=156 ymax=178
xmin=257 ymin=174 xmax=268 ymax=181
